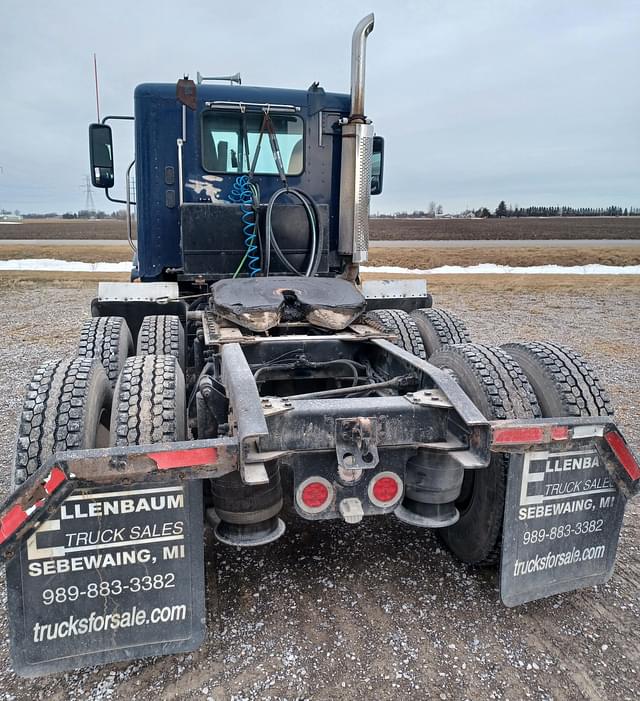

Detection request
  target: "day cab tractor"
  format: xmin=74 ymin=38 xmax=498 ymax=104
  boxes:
xmin=1 ymin=14 xmax=638 ymax=676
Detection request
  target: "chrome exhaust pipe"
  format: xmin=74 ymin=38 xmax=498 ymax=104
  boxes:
xmin=339 ymin=13 xmax=375 ymax=264
xmin=349 ymin=13 xmax=374 ymax=121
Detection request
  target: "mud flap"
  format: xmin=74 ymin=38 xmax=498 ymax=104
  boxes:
xmin=500 ymin=447 xmax=626 ymax=606
xmin=5 ymin=482 xmax=205 ymax=677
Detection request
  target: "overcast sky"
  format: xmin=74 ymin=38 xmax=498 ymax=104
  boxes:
xmin=0 ymin=0 xmax=638 ymax=214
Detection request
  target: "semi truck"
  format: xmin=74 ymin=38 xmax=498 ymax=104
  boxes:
xmin=1 ymin=13 xmax=638 ymax=676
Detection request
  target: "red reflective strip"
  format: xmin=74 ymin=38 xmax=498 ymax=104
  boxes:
xmin=44 ymin=466 xmax=67 ymax=494
xmin=605 ymin=430 xmax=640 ymax=481
xmin=0 ymin=505 xmax=28 ymax=544
xmin=551 ymin=426 xmax=570 ymax=441
xmin=493 ymin=426 xmax=544 ymax=445
xmin=150 ymin=447 xmax=218 ymax=470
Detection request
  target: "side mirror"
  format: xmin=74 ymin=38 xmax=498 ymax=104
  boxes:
xmin=89 ymin=123 xmax=114 ymax=188
xmin=371 ymin=135 xmax=384 ymax=195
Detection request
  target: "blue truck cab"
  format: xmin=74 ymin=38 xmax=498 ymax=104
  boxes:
xmin=91 ymin=68 xmax=383 ymax=284
xmin=135 ymin=82 xmax=353 ymax=281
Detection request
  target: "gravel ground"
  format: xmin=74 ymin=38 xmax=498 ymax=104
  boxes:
xmin=0 ymin=278 xmax=638 ymax=701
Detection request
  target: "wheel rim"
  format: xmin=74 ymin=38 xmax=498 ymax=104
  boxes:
xmin=96 ymin=408 xmax=111 ymax=449
xmin=456 ymin=470 xmax=475 ymax=514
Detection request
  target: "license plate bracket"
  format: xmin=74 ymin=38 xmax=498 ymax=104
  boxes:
xmin=501 ymin=446 xmax=626 ymax=606
xmin=6 ymin=482 xmax=205 ymax=677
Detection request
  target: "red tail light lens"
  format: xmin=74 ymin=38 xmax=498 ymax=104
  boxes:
xmin=301 ymin=482 xmax=329 ymax=508
xmin=372 ymin=477 xmax=399 ymax=503
xmin=297 ymin=477 xmax=333 ymax=513
xmin=368 ymin=472 xmax=403 ymax=508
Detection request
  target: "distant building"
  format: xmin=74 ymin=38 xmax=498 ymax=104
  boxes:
xmin=0 ymin=214 xmax=23 ymax=223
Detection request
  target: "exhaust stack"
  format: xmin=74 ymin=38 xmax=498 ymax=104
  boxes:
xmin=338 ymin=13 xmax=375 ymax=264
xmin=349 ymin=13 xmax=375 ymax=120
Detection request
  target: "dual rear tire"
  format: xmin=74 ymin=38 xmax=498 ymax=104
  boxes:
xmin=429 ymin=344 xmax=540 ymax=564
xmin=79 ymin=313 xmax=186 ymax=447
xmin=13 ymin=357 xmax=112 ymax=488
xmin=428 ymin=341 xmax=612 ymax=565
xmin=13 ymin=315 xmax=186 ymax=486
xmin=364 ymin=307 xmax=472 ymax=359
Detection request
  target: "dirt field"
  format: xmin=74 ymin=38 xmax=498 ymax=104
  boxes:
xmin=0 ymin=276 xmax=638 ymax=700
xmin=0 ymin=219 xmax=130 ymax=240
xmin=368 ymin=246 xmax=640 ymax=269
xmin=371 ymin=217 xmax=640 ymax=241
xmin=1 ymin=242 xmax=639 ymax=270
xmin=0 ymin=244 xmax=132 ymax=263
xmin=4 ymin=216 xmax=640 ymax=243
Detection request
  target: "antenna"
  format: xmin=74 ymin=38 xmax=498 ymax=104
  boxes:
xmin=84 ymin=175 xmax=96 ymax=218
xmin=93 ymin=53 xmax=100 ymax=122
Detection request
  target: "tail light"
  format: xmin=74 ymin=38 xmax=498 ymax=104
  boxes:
xmin=296 ymin=477 xmax=333 ymax=513
xmin=368 ymin=471 xmax=403 ymax=508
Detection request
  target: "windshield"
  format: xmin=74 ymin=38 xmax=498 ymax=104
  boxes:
xmin=202 ymin=111 xmax=304 ymax=176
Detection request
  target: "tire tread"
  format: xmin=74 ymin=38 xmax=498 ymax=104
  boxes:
xmin=503 ymin=341 xmax=613 ymax=417
xmin=364 ymin=309 xmax=426 ymax=359
xmin=137 ymin=315 xmax=183 ymax=361
xmin=430 ymin=343 xmax=540 ymax=565
xmin=78 ymin=316 xmax=132 ymax=386
xmin=411 ymin=308 xmax=471 ymax=352
xmin=14 ymin=358 xmax=108 ymax=485
xmin=112 ymin=354 xmax=183 ymax=446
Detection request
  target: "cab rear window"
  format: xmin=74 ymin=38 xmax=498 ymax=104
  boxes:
xmin=201 ymin=111 xmax=304 ymax=176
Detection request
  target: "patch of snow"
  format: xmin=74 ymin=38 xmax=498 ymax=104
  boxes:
xmin=1 ymin=258 xmax=639 ymax=276
xmin=0 ymin=258 xmax=131 ymax=272
xmin=361 ymin=263 xmax=640 ymax=275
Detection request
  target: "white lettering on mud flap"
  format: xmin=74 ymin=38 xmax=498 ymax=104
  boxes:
xmin=501 ymin=447 xmax=626 ymax=607
xmin=5 ymin=483 xmax=205 ymax=677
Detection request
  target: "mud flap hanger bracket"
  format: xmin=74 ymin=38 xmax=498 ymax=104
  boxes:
xmin=221 ymin=343 xmax=271 ymax=485
xmin=490 ymin=417 xmax=640 ymax=500
xmin=0 ymin=436 xmax=238 ymax=564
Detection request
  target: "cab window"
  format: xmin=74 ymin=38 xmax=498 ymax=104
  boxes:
xmin=202 ymin=111 xmax=304 ymax=176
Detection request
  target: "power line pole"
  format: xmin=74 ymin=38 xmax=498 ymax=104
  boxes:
xmin=84 ymin=175 xmax=96 ymax=218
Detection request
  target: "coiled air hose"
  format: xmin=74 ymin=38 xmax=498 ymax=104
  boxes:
xmin=228 ymin=174 xmax=261 ymax=277
xmin=265 ymin=187 xmax=321 ymax=277
xmin=229 ymin=111 xmax=321 ymax=278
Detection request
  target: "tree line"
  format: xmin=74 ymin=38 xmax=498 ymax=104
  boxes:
xmin=491 ymin=202 xmax=638 ymax=218
xmin=373 ymin=202 xmax=640 ymax=219
xmin=0 ymin=209 xmax=129 ymax=220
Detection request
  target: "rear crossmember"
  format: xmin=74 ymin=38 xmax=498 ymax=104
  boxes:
xmin=1 ymin=415 xmax=637 ymax=564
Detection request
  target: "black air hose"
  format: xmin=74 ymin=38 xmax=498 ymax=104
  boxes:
xmin=265 ymin=187 xmax=321 ymax=277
